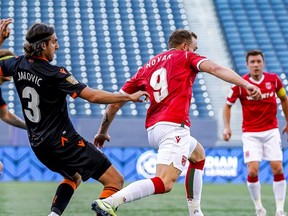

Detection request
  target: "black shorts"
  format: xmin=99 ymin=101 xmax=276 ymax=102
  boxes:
xmin=31 ymin=135 xmax=112 ymax=181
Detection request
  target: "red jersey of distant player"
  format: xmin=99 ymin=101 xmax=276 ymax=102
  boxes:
xmin=120 ymin=49 xmax=208 ymax=129
xmin=226 ymin=72 xmax=283 ymax=132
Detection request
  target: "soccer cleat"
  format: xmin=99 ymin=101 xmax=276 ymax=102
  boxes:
xmin=255 ymin=208 xmax=266 ymax=216
xmin=91 ymin=199 xmax=117 ymax=216
xmin=275 ymin=211 xmax=287 ymax=216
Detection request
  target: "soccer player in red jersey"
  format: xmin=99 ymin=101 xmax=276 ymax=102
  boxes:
xmin=223 ymin=50 xmax=288 ymax=216
xmin=0 ymin=20 xmax=149 ymax=216
xmin=92 ymin=30 xmax=261 ymax=216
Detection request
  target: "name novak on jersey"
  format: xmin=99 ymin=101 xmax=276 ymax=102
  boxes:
xmin=17 ymin=71 xmax=42 ymax=87
xmin=146 ymin=53 xmax=173 ymax=68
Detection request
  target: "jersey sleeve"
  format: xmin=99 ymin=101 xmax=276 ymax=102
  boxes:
xmin=120 ymin=68 xmax=145 ymax=94
xmin=226 ymin=84 xmax=240 ymax=105
xmin=275 ymin=74 xmax=286 ymax=97
xmin=55 ymin=67 xmax=87 ymax=98
xmin=188 ymin=52 xmax=208 ymax=71
xmin=0 ymin=57 xmax=18 ymax=77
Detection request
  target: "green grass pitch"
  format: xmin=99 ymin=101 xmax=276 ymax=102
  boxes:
xmin=0 ymin=182 xmax=279 ymax=216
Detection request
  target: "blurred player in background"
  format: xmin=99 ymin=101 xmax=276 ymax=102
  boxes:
xmin=0 ymin=20 xmax=149 ymax=216
xmin=92 ymin=29 xmax=261 ymax=216
xmin=223 ymin=50 xmax=287 ymax=216
xmin=0 ymin=18 xmax=27 ymax=175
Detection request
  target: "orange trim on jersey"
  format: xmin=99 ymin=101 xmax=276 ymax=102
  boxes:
xmin=59 ymin=68 xmax=67 ymax=74
xmin=61 ymin=136 xmax=68 ymax=147
xmin=77 ymin=139 xmax=85 ymax=147
xmin=32 ymin=56 xmax=49 ymax=62
xmin=61 ymin=178 xmax=77 ymax=190
xmin=71 ymin=92 xmax=77 ymax=99
xmin=0 ymin=104 xmax=7 ymax=109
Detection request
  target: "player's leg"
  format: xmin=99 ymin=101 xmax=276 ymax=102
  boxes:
xmin=92 ymin=163 xmax=177 ymax=215
xmin=97 ymin=164 xmax=124 ymax=199
xmin=187 ymin=141 xmax=205 ymax=216
xmin=49 ymin=173 xmax=82 ymax=216
xmin=91 ymin=165 xmax=124 ymax=216
xmin=92 ymin=124 xmax=185 ymax=214
xmin=270 ymin=161 xmax=287 ymax=215
xmin=242 ymin=132 xmax=266 ymax=215
xmin=263 ymin=129 xmax=286 ymax=215
xmin=246 ymin=161 xmax=266 ymax=215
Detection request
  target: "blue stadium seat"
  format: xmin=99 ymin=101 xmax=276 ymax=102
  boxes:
xmin=0 ymin=0 xmax=213 ymax=118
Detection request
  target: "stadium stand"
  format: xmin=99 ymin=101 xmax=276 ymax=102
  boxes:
xmin=0 ymin=0 xmax=214 ymax=119
xmin=214 ymin=0 xmax=288 ymax=119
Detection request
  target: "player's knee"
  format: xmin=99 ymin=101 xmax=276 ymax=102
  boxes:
xmin=110 ymin=172 xmax=124 ymax=189
xmin=248 ymin=170 xmax=258 ymax=177
xmin=164 ymin=182 xmax=175 ymax=192
xmin=73 ymin=173 xmax=82 ymax=187
xmin=116 ymin=173 xmax=124 ymax=188
xmin=272 ymin=167 xmax=284 ymax=175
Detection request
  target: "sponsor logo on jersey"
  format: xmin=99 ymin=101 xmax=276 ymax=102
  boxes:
xmin=246 ymin=91 xmax=275 ymax=100
xmin=66 ymin=75 xmax=79 ymax=85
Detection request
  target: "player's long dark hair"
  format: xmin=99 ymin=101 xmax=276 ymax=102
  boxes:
xmin=24 ymin=23 xmax=54 ymax=57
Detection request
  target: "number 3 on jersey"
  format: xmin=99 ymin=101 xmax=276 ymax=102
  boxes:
xmin=22 ymin=86 xmax=41 ymax=123
xmin=150 ymin=68 xmax=168 ymax=102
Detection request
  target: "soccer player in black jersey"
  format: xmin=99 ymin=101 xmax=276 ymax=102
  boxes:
xmin=0 ymin=21 xmax=149 ymax=216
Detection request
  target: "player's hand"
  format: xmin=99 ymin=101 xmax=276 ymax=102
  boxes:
xmin=0 ymin=18 xmax=13 ymax=40
xmin=129 ymin=90 xmax=150 ymax=102
xmin=222 ymin=128 xmax=231 ymax=141
xmin=245 ymin=83 xmax=261 ymax=100
xmin=94 ymin=133 xmax=110 ymax=148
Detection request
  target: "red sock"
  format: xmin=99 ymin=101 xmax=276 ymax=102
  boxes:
xmin=151 ymin=177 xmax=165 ymax=194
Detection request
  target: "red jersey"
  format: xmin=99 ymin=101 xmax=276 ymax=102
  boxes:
xmin=120 ymin=49 xmax=207 ymax=129
xmin=226 ymin=72 xmax=283 ymax=132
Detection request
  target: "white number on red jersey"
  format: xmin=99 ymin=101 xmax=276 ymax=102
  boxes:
xmin=150 ymin=68 xmax=168 ymax=102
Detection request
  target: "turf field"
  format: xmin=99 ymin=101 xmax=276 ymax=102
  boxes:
xmin=0 ymin=182 xmax=279 ymax=216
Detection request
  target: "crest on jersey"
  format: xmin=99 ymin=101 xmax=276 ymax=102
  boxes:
xmin=265 ymin=82 xmax=272 ymax=90
xmin=66 ymin=75 xmax=79 ymax=85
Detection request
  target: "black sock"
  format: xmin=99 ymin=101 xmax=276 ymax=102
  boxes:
xmin=51 ymin=183 xmax=75 ymax=215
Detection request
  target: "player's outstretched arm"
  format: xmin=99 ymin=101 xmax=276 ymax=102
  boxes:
xmin=79 ymin=87 xmax=149 ymax=104
xmin=199 ymin=60 xmax=261 ymax=100
xmin=94 ymin=101 xmax=125 ymax=148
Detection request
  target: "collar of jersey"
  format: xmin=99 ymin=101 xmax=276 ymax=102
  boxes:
xmin=32 ymin=56 xmax=49 ymax=62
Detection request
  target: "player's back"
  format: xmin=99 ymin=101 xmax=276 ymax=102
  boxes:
xmin=122 ymin=49 xmax=207 ymax=128
xmin=2 ymin=55 xmax=81 ymax=146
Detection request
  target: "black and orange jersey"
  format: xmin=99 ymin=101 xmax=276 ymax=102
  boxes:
xmin=0 ymin=88 xmax=6 ymax=108
xmin=0 ymin=55 xmax=86 ymax=146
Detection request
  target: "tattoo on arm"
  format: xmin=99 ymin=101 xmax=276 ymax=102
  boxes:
xmin=102 ymin=113 xmax=109 ymax=127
